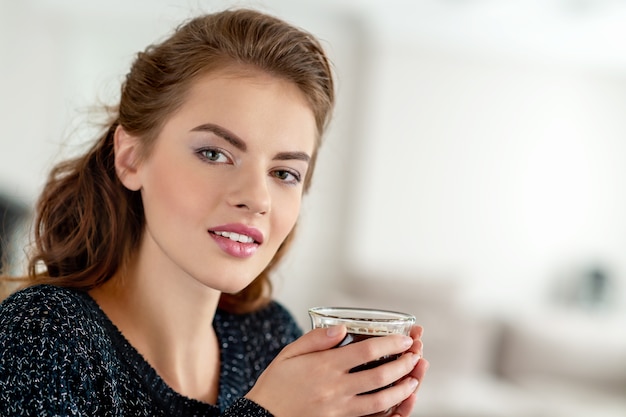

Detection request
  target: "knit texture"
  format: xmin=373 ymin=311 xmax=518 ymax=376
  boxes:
xmin=0 ymin=285 xmax=302 ymax=416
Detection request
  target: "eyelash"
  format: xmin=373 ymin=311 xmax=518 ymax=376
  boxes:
xmin=197 ymin=147 xmax=231 ymax=164
xmin=195 ymin=147 xmax=302 ymax=185
xmin=272 ymin=169 xmax=302 ymax=185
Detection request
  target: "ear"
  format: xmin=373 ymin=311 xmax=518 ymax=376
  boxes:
xmin=114 ymin=125 xmax=142 ymax=191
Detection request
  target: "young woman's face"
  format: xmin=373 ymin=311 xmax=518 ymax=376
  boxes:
xmin=122 ymin=68 xmax=317 ymax=294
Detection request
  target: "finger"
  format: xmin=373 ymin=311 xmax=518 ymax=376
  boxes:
xmin=407 ymin=326 xmax=424 ymax=356
xmin=392 ymin=357 xmax=428 ymax=417
xmin=279 ymin=325 xmax=347 ymax=359
xmin=410 ymin=325 xmax=424 ymax=340
xmin=352 ymin=375 xmax=419 ymax=417
xmin=407 ymin=338 xmax=423 ymax=357
xmin=407 ymin=357 xmax=429 ymax=396
xmin=391 ymin=392 xmax=417 ymax=417
xmin=350 ymin=352 xmax=420 ymax=395
xmin=340 ymin=333 xmax=413 ymax=369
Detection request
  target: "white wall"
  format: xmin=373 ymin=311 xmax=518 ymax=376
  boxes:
xmin=0 ymin=1 xmax=184 ymax=202
xmin=344 ymin=40 xmax=626 ymax=314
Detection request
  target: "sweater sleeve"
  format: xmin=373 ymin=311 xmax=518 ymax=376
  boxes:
xmin=222 ymin=397 xmax=274 ymax=417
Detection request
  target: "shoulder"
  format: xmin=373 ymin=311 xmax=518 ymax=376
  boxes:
xmin=0 ymin=283 xmax=87 ymax=309
xmin=0 ymin=284 xmax=103 ymax=353
xmin=0 ymin=284 xmax=92 ymax=332
xmin=0 ymin=285 xmax=110 ymax=415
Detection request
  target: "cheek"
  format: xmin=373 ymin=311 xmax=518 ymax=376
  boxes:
xmin=142 ymin=163 xmax=213 ymax=220
xmin=273 ymin=193 xmax=302 ymax=240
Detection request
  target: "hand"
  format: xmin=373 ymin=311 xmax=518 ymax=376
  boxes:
xmin=246 ymin=325 xmax=427 ymax=417
xmin=389 ymin=325 xmax=430 ymax=417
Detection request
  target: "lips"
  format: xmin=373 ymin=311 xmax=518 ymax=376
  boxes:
xmin=212 ymin=230 xmax=256 ymax=244
xmin=209 ymin=223 xmax=264 ymax=258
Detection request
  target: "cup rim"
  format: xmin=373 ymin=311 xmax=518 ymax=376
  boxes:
xmin=308 ymin=306 xmax=416 ymax=324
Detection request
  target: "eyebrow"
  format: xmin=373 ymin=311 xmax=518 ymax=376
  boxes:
xmin=190 ymin=123 xmax=311 ymax=163
xmin=274 ymin=151 xmax=310 ymax=163
xmin=191 ymin=123 xmax=246 ymax=151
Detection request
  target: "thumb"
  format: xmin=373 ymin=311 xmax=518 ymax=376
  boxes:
xmin=280 ymin=325 xmax=347 ymax=359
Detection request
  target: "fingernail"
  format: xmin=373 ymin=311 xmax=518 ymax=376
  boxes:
xmin=411 ymin=353 xmax=421 ymax=366
xmin=326 ymin=325 xmax=343 ymax=338
xmin=409 ymin=377 xmax=419 ymax=391
xmin=402 ymin=336 xmax=413 ymax=348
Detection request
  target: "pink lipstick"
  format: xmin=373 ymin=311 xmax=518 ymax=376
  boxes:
xmin=209 ymin=223 xmax=263 ymax=258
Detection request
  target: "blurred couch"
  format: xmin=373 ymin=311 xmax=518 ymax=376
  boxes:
xmin=330 ymin=275 xmax=626 ymax=417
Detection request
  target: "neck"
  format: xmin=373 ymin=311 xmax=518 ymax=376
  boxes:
xmin=90 ymin=237 xmax=223 ymax=403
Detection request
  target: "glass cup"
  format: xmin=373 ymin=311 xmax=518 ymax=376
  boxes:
xmin=308 ymin=307 xmax=416 ymax=417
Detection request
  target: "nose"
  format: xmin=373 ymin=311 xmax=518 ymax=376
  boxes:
xmin=227 ymin=168 xmax=271 ymax=215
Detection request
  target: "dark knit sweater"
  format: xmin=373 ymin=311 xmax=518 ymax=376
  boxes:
xmin=0 ymin=285 xmax=303 ymax=416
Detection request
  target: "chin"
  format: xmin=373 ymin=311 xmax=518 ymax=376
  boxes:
xmin=197 ymin=269 xmax=263 ymax=294
xmin=215 ymin=279 xmax=257 ymax=295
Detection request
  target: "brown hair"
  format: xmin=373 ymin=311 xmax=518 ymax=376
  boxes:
xmin=1 ymin=8 xmax=335 ymax=313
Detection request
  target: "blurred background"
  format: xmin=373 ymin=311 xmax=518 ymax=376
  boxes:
xmin=1 ymin=0 xmax=625 ymax=416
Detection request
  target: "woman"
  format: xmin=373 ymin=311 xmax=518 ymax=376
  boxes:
xmin=0 ymin=8 xmax=428 ymax=417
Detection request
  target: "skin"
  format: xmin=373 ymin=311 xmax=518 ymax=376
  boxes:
xmin=248 ymin=325 xmax=429 ymax=417
xmin=90 ymin=66 xmax=429 ymax=416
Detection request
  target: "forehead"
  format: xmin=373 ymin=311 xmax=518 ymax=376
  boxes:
xmin=172 ymin=66 xmax=317 ymax=152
